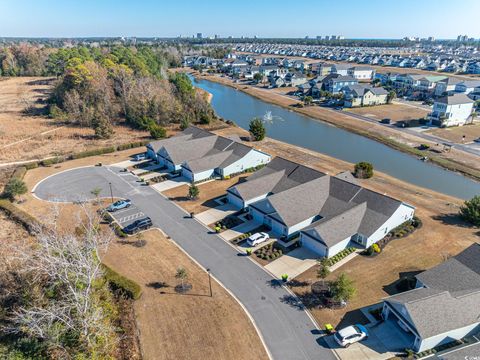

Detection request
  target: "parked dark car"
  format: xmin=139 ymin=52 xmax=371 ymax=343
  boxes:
xmin=123 ymin=217 xmax=153 ymax=234
xmin=381 ymin=118 xmax=391 ymax=124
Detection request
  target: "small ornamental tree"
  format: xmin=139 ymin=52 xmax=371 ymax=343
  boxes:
xmin=149 ymin=124 xmax=167 ymax=140
xmin=460 ymin=195 xmax=480 ymax=226
xmin=354 ymin=162 xmax=374 ymax=179
xmin=175 ymin=267 xmax=189 ymax=292
xmin=387 ymin=90 xmax=396 ymax=104
xmin=304 ymin=96 xmax=313 ymax=106
xmin=249 ymin=117 xmax=266 ymax=141
xmin=317 ymin=259 xmax=330 ymax=284
xmin=330 ymin=273 xmax=356 ymax=303
xmin=253 ymin=73 xmax=263 ymax=83
xmin=3 ymin=177 xmax=28 ymax=201
xmin=188 ymin=184 xmax=199 ymax=200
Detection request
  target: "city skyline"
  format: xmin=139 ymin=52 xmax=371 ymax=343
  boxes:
xmin=1 ymin=0 xmax=480 ymax=39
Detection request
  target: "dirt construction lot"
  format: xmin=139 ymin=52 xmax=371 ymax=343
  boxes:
xmin=427 ymin=122 xmax=480 ymax=143
xmin=345 ymin=103 xmax=429 ymax=122
xmin=102 ymin=229 xmax=268 ymax=360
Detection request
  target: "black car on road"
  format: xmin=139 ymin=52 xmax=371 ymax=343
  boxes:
xmin=123 ymin=217 xmax=153 ymax=234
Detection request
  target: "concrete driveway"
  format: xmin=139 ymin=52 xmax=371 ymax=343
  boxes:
xmin=219 ymin=220 xmax=262 ymax=241
xmin=33 ymin=165 xmax=336 ymax=360
xmin=151 ymin=176 xmax=188 ymax=192
xmin=195 ymin=203 xmax=238 ymax=226
xmin=265 ymin=247 xmax=318 ymax=279
xmin=324 ymin=319 xmax=414 ymax=360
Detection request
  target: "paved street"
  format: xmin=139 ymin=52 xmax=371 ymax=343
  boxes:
xmin=33 ymin=165 xmax=336 ymax=360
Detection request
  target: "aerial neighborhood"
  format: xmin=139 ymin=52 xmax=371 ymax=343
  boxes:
xmin=2 ymin=4 xmax=480 ymax=360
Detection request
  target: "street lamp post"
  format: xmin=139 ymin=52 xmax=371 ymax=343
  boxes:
xmin=206 ymin=268 xmax=212 ymax=297
xmin=108 ymin=182 xmax=113 ymax=203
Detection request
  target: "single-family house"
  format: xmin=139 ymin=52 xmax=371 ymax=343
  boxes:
xmin=434 ymin=77 xmax=462 ymax=97
xmin=382 ymin=243 xmax=480 ymax=353
xmin=181 ymin=137 xmax=271 ymax=183
xmin=416 ymin=76 xmax=448 ymax=92
xmin=428 ymin=94 xmax=474 ymax=127
xmin=343 ymin=85 xmax=389 ymax=107
xmin=285 ymin=72 xmax=307 ymax=87
xmin=455 ymin=80 xmax=480 ymax=94
xmin=347 ymin=66 xmax=375 ymax=80
xmin=315 ymin=63 xmax=334 ymax=76
xmin=467 ymin=62 xmax=480 ymax=74
xmin=147 ymin=126 xmax=271 ymax=181
xmin=324 ymin=74 xmax=358 ymax=94
xmin=331 ymin=64 xmax=351 ymax=76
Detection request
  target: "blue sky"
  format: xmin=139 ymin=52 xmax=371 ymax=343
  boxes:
xmin=1 ymin=0 xmax=479 ymax=39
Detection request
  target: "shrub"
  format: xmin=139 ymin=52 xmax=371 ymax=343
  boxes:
xmin=40 ymin=157 xmax=65 ymax=167
xmin=188 ymin=184 xmax=199 ymax=199
xmin=112 ymin=223 xmax=127 ymax=238
xmin=246 ymin=248 xmax=252 ymax=256
xmin=149 ymin=124 xmax=167 ymax=139
xmin=70 ymin=146 xmax=116 ymax=160
xmin=372 ymin=243 xmax=381 ymax=253
xmin=249 ymin=117 xmax=266 ymax=141
xmin=24 ymin=161 xmax=39 ymax=170
xmin=460 ymin=195 xmax=480 ymax=226
xmin=281 ymin=274 xmax=289 ymax=281
xmin=0 ymin=199 xmax=40 ymax=233
xmin=354 ymin=162 xmax=374 ymax=179
xmin=3 ymin=177 xmax=28 ymax=200
xmin=330 ymin=273 xmax=356 ymax=302
xmin=102 ymin=264 xmax=142 ymax=300
xmin=11 ymin=166 xmax=27 ymax=180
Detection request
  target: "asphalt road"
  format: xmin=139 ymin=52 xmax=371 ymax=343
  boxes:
xmin=34 ymin=165 xmax=336 ymax=360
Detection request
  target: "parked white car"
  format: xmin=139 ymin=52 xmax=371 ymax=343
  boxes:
xmin=133 ymin=153 xmax=147 ymax=161
xmin=334 ymin=324 xmax=368 ymax=348
xmin=247 ymin=232 xmax=270 ymax=247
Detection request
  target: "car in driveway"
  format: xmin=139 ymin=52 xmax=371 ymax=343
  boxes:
xmin=133 ymin=153 xmax=147 ymax=161
xmin=247 ymin=232 xmax=270 ymax=247
xmin=123 ymin=217 xmax=153 ymax=234
xmin=107 ymin=199 xmax=132 ymax=212
xmin=334 ymin=324 xmax=368 ymax=348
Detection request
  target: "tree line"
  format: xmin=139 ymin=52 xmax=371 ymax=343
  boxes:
xmin=1 ymin=44 xmax=216 ymax=139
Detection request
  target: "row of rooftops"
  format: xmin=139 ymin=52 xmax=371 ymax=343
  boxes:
xmin=227 ymin=157 xmax=409 ymax=246
xmin=148 ymin=126 xmax=256 ymax=173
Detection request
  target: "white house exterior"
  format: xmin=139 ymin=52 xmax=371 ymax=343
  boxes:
xmin=146 ymin=126 xmax=271 ymax=182
xmin=428 ymin=93 xmax=474 ymax=127
xmin=181 ymin=147 xmax=271 ymax=183
xmin=347 ymin=66 xmax=375 ymax=80
xmin=227 ymin=158 xmax=414 ymax=254
xmin=382 ymin=244 xmax=480 ymax=353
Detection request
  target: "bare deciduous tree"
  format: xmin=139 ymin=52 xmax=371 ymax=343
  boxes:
xmin=5 ymin=203 xmax=115 ymax=354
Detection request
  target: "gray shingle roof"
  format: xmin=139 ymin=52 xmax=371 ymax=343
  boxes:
xmin=437 ymin=93 xmax=474 ymax=105
xmin=227 ymin=157 xmax=325 ymax=202
xmin=147 ymin=126 xmax=213 ymax=153
xmin=385 ymin=244 xmax=480 ymax=339
xmin=434 ymin=342 xmax=480 ymax=360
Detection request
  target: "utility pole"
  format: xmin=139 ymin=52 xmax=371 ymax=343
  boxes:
xmin=108 ymin=182 xmax=113 ymax=203
xmin=206 ymin=268 xmax=212 ymax=297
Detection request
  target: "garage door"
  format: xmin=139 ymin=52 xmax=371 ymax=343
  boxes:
xmin=300 ymin=233 xmax=327 ymax=257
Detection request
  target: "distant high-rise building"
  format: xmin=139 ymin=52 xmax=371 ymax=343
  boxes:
xmin=330 ymin=35 xmax=337 ymax=40
xmin=428 ymin=36 xmax=435 ymax=42
xmin=305 ymin=35 xmax=309 ymax=39
xmin=214 ymin=34 xmax=219 ymax=39
xmin=316 ymin=35 xmax=322 ymax=40
xmin=196 ymin=33 xmax=203 ymax=39
xmin=324 ymin=35 xmax=330 ymax=41
xmin=457 ymin=35 xmax=468 ymax=42
xmin=338 ymin=35 xmax=345 ymax=40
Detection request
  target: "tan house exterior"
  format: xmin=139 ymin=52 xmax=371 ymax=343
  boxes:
xmin=343 ymin=85 xmax=389 ymax=107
